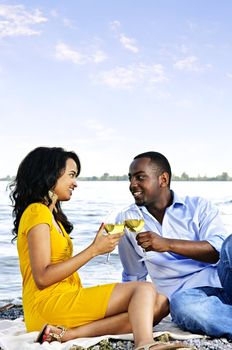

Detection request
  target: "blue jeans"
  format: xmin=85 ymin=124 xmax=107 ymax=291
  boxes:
xmin=170 ymin=234 xmax=232 ymax=340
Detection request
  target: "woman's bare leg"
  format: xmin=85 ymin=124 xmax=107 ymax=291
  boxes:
xmin=42 ymin=281 xmax=169 ymax=348
xmin=43 ymin=312 xmax=130 ymax=342
xmin=105 ymin=282 xmax=169 ymax=347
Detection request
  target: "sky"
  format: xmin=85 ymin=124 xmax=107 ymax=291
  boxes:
xmin=0 ymin=0 xmax=232 ymax=178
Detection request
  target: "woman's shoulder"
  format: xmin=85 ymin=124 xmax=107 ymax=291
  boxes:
xmin=19 ymin=203 xmax=53 ymax=235
xmin=24 ymin=202 xmax=51 ymax=215
xmin=21 ymin=202 xmax=52 ymax=227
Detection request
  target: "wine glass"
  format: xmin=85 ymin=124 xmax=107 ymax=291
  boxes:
xmin=124 ymin=211 xmax=147 ymax=261
xmin=124 ymin=218 xmax=145 ymax=233
xmin=103 ymin=210 xmax=125 ymax=262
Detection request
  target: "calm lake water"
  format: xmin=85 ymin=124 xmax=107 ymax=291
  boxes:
xmin=0 ymin=180 xmax=232 ymax=306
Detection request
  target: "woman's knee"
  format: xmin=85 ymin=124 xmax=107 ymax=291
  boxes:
xmin=127 ymin=281 xmax=157 ymax=295
xmin=106 ymin=281 xmax=156 ymax=315
xmin=131 ymin=281 xmax=156 ymax=298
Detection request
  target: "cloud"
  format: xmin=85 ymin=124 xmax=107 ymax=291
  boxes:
xmin=173 ymin=56 xmax=212 ymax=72
xmin=0 ymin=4 xmax=47 ymax=38
xmin=95 ymin=63 xmax=168 ymax=89
xmin=55 ymin=42 xmax=107 ymax=65
xmin=55 ymin=42 xmax=87 ymax=64
xmin=63 ymin=17 xmax=76 ymax=29
xmin=92 ymin=50 xmax=108 ymax=63
xmin=110 ymin=20 xmax=139 ymax=53
xmin=85 ymin=119 xmax=117 ymax=141
xmin=110 ymin=20 xmax=121 ymax=31
xmin=119 ymin=34 xmax=139 ymax=53
xmin=226 ymin=73 xmax=232 ymax=79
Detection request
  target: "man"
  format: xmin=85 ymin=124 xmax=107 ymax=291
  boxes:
xmin=117 ymin=151 xmax=232 ymax=339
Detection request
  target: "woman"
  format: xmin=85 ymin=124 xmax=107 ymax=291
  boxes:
xmin=10 ymin=146 xmax=187 ymax=350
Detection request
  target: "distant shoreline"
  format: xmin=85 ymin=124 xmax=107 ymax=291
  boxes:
xmin=1 ymin=172 xmax=232 ymax=182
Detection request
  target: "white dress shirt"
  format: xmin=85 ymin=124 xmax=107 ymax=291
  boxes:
xmin=118 ymin=191 xmax=230 ymax=298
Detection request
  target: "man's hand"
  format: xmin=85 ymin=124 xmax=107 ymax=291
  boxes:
xmin=136 ymin=231 xmax=169 ymax=252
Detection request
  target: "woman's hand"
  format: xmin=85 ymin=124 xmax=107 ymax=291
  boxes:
xmin=91 ymin=223 xmax=121 ymax=256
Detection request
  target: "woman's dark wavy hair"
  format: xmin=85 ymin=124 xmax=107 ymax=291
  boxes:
xmin=10 ymin=146 xmax=81 ymax=242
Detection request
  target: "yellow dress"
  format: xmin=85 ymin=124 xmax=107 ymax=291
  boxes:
xmin=17 ymin=203 xmax=116 ymax=331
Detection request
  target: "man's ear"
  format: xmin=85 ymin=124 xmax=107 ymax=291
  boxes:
xmin=159 ymin=172 xmax=169 ymax=187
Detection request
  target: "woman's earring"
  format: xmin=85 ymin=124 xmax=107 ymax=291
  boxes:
xmin=48 ymin=190 xmax=55 ymax=200
xmin=48 ymin=190 xmax=58 ymax=212
xmin=48 ymin=190 xmax=58 ymax=202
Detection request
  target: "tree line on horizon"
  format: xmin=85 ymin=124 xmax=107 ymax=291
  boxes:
xmin=78 ymin=171 xmax=232 ymax=181
xmin=1 ymin=171 xmax=232 ymax=182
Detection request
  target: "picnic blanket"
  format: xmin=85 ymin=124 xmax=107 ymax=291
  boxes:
xmin=0 ymin=315 xmax=203 ymax=350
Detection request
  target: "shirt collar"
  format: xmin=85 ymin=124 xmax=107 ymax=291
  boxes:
xmin=171 ymin=190 xmax=186 ymax=207
xmin=135 ymin=190 xmax=186 ymax=214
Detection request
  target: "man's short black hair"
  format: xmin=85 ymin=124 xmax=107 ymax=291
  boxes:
xmin=134 ymin=151 xmax=172 ymax=185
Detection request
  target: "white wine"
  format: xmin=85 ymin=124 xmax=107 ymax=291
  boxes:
xmin=125 ymin=219 xmax=144 ymax=233
xmin=104 ymin=223 xmax=125 ymax=235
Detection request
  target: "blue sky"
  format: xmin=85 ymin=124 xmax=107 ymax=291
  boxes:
xmin=1 ymin=0 xmax=232 ymax=177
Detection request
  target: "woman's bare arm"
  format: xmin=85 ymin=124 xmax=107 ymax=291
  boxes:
xmin=28 ymin=223 xmax=120 ymax=289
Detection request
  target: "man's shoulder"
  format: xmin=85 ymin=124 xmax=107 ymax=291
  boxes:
xmin=174 ymin=191 xmax=211 ymax=207
xmin=172 ymin=192 xmax=216 ymax=215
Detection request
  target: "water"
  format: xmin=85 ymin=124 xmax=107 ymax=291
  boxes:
xmin=0 ymin=180 xmax=232 ymax=307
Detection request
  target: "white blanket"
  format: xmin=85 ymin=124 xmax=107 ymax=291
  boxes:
xmin=0 ymin=316 xmax=203 ymax=350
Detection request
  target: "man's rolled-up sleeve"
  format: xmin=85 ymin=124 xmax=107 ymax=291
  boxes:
xmin=199 ymin=199 xmax=231 ymax=253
